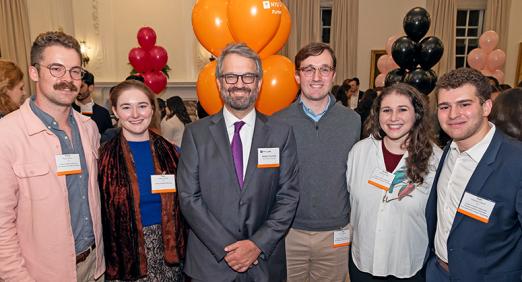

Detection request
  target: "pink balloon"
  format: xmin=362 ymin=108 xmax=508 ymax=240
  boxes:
xmin=486 ymin=49 xmax=506 ymax=71
xmin=386 ymin=56 xmax=400 ymax=71
xmin=137 ymin=27 xmax=157 ymax=51
xmin=128 ymin=47 xmax=152 ymax=73
xmin=375 ymin=73 xmax=386 ymax=88
xmin=143 ymin=71 xmax=167 ymax=94
xmin=481 ymin=68 xmax=493 ymax=77
xmin=492 ymin=69 xmax=504 ymax=84
xmin=377 ymin=55 xmax=389 ymax=73
xmin=148 ymin=46 xmax=168 ymax=71
xmin=479 ymin=30 xmax=499 ymax=53
xmin=467 ymin=48 xmax=487 ymax=70
xmin=385 ymin=35 xmax=400 ymax=55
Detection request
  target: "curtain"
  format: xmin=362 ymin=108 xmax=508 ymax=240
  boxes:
xmin=0 ymin=0 xmax=32 ymax=95
xmin=426 ymin=0 xmax=456 ymax=76
xmin=484 ymin=0 xmax=511 ymax=51
xmin=281 ymin=0 xmax=322 ymax=62
xmin=330 ymin=0 xmax=358 ymax=84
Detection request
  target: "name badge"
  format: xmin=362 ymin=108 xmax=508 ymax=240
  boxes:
xmin=457 ymin=192 xmax=495 ymax=223
xmin=151 ymin=174 xmax=176 ymax=194
xmin=333 ymin=228 xmax=351 ymax=248
xmin=55 ymin=154 xmax=81 ymax=176
xmin=368 ymin=168 xmax=395 ymax=191
xmin=257 ymin=148 xmax=280 ymax=168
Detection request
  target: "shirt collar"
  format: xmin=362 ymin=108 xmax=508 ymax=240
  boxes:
xmin=223 ymin=106 xmax=256 ymax=129
xmin=29 ymin=96 xmax=74 ymax=130
xmin=450 ymin=122 xmax=496 ymax=162
xmin=299 ymin=95 xmax=331 ymax=121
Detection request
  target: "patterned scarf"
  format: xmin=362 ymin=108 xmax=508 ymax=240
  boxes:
xmin=98 ymin=130 xmax=186 ymax=280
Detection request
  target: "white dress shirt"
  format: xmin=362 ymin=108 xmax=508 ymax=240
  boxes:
xmin=434 ymin=124 xmax=496 ymax=262
xmin=223 ymin=107 xmax=256 ymax=178
xmin=347 ymin=137 xmax=442 ymax=278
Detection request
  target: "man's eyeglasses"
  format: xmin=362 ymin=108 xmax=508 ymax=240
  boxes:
xmin=220 ymin=73 xmax=258 ymax=84
xmin=34 ymin=63 xmax=85 ymax=80
xmin=298 ymin=65 xmax=334 ymax=77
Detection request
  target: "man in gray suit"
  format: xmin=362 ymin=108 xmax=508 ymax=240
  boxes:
xmin=177 ymin=43 xmax=300 ymax=282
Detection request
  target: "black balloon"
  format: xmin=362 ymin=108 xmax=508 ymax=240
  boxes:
xmin=391 ymin=36 xmax=418 ymax=71
xmin=418 ymin=36 xmax=444 ymax=70
xmin=403 ymin=7 xmax=431 ymax=42
xmin=404 ymin=68 xmax=437 ymax=94
xmin=385 ymin=68 xmax=406 ymax=87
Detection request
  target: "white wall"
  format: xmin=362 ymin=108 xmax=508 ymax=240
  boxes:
xmin=357 ymin=0 xmax=426 ymax=89
xmin=504 ymin=0 xmax=522 ymax=86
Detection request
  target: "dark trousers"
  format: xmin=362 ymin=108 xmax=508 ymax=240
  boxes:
xmin=349 ymin=251 xmax=425 ymax=282
xmin=425 ymin=256 xmax=450 ymax=282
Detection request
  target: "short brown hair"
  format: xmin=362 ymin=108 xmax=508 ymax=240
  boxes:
xmin=489 ymin=88 xmax=522 ymax=141
xmin=30 ymin=31 xmax=82 ymax=65
xmin=435 ymin=68 xmax=491 ymax=103
xmin=294 ymin=42 xmax=336 ymax=70
xmin=110 ymin=80 xmax=160 ymax=130
xmin=0 ymin=60 xmax=24 ymax=114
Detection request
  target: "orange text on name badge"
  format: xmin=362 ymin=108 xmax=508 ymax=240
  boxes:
xmin=457 ymin=208 xmax=489 ymax=223
xmin=257 ymin=164 xmax=280 ymax=168
xmin=368 ymin=180 xmax=389 ymax=191
xmin=57 ymin=169 xmax=81 ymax=176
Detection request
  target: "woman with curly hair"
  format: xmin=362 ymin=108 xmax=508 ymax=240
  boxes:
xmin=160 ymin=96 xmax=192 ymax=147
xmin=347 ymin=83 xmax=442 ymax=281
xmin=0 ymin=60 xmax=25 ymax=118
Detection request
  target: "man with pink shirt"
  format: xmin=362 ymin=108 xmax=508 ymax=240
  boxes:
xmin=0 ymin=31 xmax=105 ymax=281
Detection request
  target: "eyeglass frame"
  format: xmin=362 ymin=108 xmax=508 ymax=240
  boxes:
xmin=298 ymin=65 xmax=335 ymax=77
xmin=219 ymin=72 xmax=259 ymax=85
xmin=33 ymin=63 xmax=85 ymax=80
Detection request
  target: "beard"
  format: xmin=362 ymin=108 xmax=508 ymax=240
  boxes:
xmin=220 ymin=85 xmax=259 ymax=111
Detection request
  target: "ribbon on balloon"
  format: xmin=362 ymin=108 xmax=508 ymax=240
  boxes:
xmin=467 ymin=30 xmax=506 ymax=83
xmin=128 ymin=27 xmax=169 ymax=94
xmin=192 ymin=0 xmax=297 ymax=115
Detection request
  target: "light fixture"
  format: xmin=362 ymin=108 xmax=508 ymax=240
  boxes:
xmin=79 ymin=40 xmax=90 ymax=66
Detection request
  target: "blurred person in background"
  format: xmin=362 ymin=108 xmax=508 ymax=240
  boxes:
xmin=0 ymin=59 xmax=26 ymax=118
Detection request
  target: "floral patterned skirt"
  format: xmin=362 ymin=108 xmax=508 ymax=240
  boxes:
xmin=108 ymin=224 xmax=183 ymax=282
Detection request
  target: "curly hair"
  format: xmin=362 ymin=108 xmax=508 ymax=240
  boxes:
xmin=435 ymin=68 xmax=491 ymax=103
xmin=489 ymin=88 xmax=522 ymax=141
xmin=30 ymin=31 xmax=81 ymax=66
xmin=0 ymin=60 xmax=24 ymax=115
xmin=366 ymin=83 xmax=435 ymax=184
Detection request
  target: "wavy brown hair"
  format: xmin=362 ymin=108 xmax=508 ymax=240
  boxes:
xmin=0 ymin=60 xmax=24 ymax=115
xmin=366 ymin=83 xmax=435 ymax=184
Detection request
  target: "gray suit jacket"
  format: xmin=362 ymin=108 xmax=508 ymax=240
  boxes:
xmin=177 ymin=110 xmax=299 ymax=282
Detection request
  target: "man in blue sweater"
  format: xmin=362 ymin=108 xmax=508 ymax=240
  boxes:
xmin=275 ymin=42 xmax=360 ymax=281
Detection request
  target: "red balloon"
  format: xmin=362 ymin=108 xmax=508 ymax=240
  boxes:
xmin=143 ymin=71 xmax=167 ymax=94
xmin=196 ymin=61 xmax=222 ymax=115
xmin=149 ymin=46 xmax=168 ymax=71
xmin=137 ymin=27 xmax=157 ymax=51
xmin=129 ymin=47 xmax=152 ymax=73
xmin=257 ymin=55 xmax=298 ymax=115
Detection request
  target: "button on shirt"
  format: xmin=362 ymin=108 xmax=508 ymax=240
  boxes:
xmin=434 ymin=123 xmax=496 ymax=262
xmin=29 ymin=98 xmax=95 ymax=254
xmin=223 ymin=107 xmax=256 ymax=178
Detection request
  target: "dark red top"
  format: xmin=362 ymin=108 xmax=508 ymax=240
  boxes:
xmin=382 ymin=140 xmax=404 ymax=173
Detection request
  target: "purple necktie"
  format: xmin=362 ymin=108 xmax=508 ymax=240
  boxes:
xmin=231 ymin=121 xmax=246 ymax=188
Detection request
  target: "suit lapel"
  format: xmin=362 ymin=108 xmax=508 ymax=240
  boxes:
xmin=242 ymin=113 xmax=268 ymax=192
xmin=208 ymin=112 xmax=241 ymax=193
xmin=449 ymin=130 xmax=502 ymax=234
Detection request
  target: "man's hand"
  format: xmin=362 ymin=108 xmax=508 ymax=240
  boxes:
xmin=224 ymin=240 xmax=261 ymax=272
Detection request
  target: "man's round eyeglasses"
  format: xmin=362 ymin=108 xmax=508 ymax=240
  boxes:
xmin=220 ymin=73 xmax=258 ymax=84
xmin=298 ymin=65 xmax=334 ymax=77
xmin=34 ymin=63 xmax=85 ymax=80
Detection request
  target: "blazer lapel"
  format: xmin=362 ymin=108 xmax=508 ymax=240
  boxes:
xmin=242 ymin=113 xmax=268 ymax=191
xmin=449 ymin=130 xmax=502 ymax=234
xmin=208 ymin=112 xmax=241 ymax=192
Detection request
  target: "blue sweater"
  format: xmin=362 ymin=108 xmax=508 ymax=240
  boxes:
xmin=128 ymin=141 xmax=162 ymax=227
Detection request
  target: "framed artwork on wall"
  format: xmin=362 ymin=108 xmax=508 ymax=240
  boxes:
xmin=369 ymin=49 xmax=386 ymax=88
xmin=515 ymin=42 xmax=522 ymax=86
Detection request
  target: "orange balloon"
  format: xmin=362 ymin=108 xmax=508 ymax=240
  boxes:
xmin=227 ymin=0 xmax=282 ymax=52
xmin=259 ymin=3 xmax=291 ymax=58
xmin=256 ymin=55 xmax=298 ymax=115
xmin=192 ymin=0 xmax=235 ymax=56
xmin=196 ymin=61 xmax=223 ymax=115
